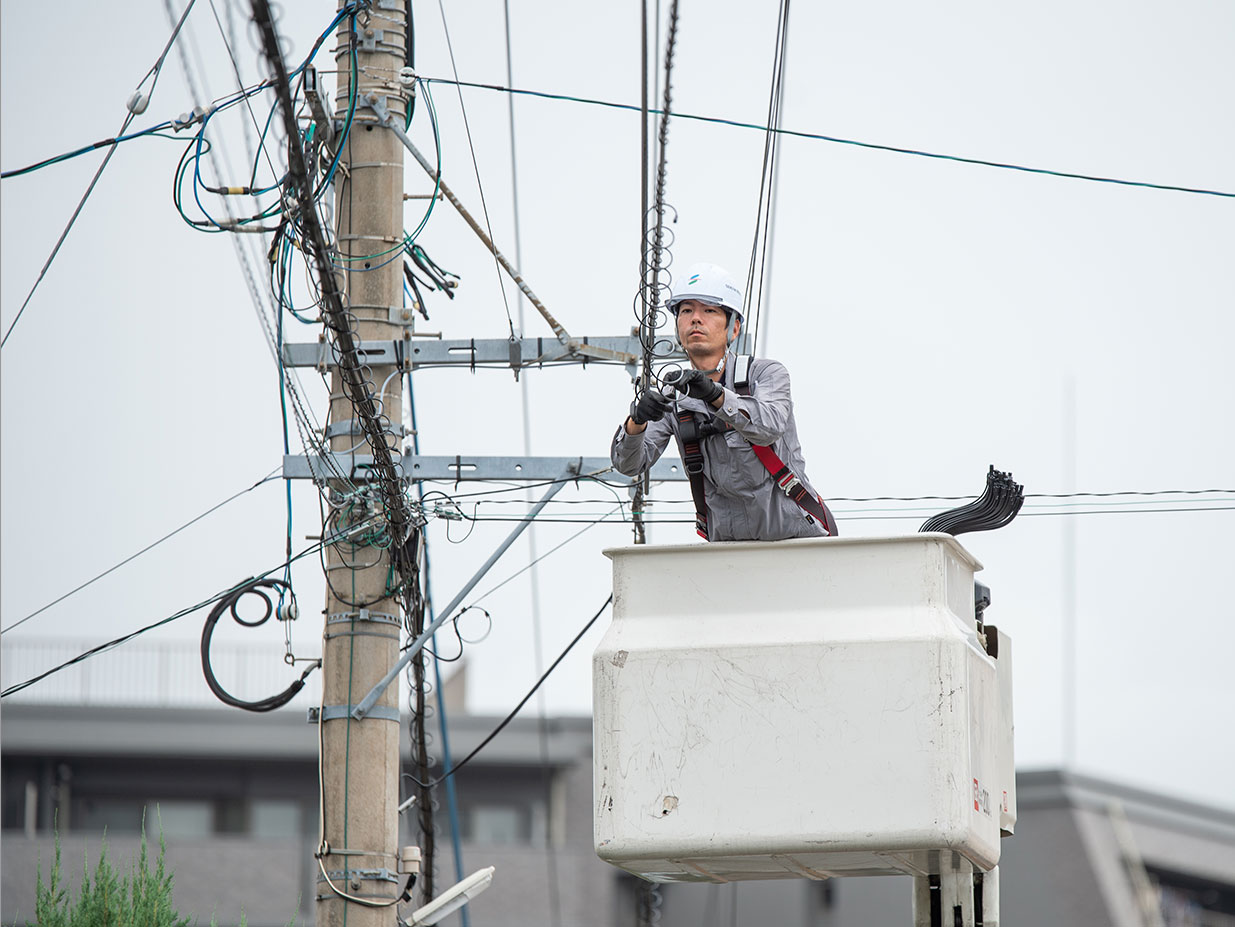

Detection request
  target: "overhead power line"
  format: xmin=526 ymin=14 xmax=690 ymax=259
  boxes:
xmin=388 ymin=489 xmax=1235 ymax=514
xmin=743 ymin=0 xmax=791 ymax=356
xmin=420 ymin=478 xmax=1234 ymax=503
xmin=469 ymin=503 xmax=626 ymax=605
xmin=1 ymin=469 xmax=282 ymax=636
xmin=405 ymin=593 xmax=614 ymax=789
xmin=422 ymin=77 xmax=1235 ymax=200
xmin=0 ymin=125 xmax=185 ymax=179
xmin=436 ymin=0 xmax=517 ymax=338
xmin=433 ymin=503 xmax=1235 ymax=525
xmin=0 ymin=534 xmax=333 ymax=699
xmin=1 ymin=0 xmax=200 ymax=350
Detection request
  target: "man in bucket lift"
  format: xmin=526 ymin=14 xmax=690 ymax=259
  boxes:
xmin=611 ymin=262 xmax=838 ymax=542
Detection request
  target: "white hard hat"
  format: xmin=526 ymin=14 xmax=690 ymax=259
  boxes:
xmin=667 ymin=262 xmax=744 ymax=322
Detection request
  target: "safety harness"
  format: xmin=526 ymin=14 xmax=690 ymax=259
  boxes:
xmin=675 ymin=355 xmax=838 ymax=540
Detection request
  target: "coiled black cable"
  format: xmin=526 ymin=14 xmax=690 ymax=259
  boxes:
xmin=200 ymin=577 xmax=318 ymax=712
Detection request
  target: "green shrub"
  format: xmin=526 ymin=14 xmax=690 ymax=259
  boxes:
xmin=30 ymin=815 xmax=189 ymax=927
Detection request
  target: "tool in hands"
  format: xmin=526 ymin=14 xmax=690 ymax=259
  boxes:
xmin=661 ymin=367 xmax=724 ymax=404
xmin=630 ymin=389 xmax=672 ymax=425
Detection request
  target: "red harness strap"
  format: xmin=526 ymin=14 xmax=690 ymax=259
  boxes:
xmin=732 ymin=356 xmax=836 ymax=536
xmin=673 ymin=356 xmax=838 ymax=540
xmin=748 ymin=443 xmax=837 ymax=537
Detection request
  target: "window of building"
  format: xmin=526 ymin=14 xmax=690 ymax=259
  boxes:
xmin=252 ymin=799 xmax=302 ymax=839
xmin=1150 ymin=866 xmax=1235 ymax=926
xmin=76 ymin=799 xmax=213 ymax=838
xmin=152 ymin=801 xmax=213 ymax=838
xmin=469 ymin=805 xmax=525 ymax=845
xmin=452 ymin=765 xmax=553 ymax=846
xmin=77 ymin=798 xmax=147 ymax=834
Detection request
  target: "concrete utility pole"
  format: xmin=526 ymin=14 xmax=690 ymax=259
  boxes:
xmin=317 ymin=3 xmax=410 ymax=925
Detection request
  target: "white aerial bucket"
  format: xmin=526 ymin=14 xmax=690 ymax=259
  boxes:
xmin=593 ymin=534 xmax=1015 ymax=883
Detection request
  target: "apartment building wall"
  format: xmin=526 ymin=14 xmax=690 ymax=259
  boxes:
xmin=4 ymin=704 xmax=1234 ymax=927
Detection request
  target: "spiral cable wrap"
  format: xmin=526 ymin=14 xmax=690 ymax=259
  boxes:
xmin=637 ymin=881 xmax=664 ymax=927
xmin=405 ymin=647 xmax=437 ymax=905
xmin=631 ymin=207 xmax=680 ymax=369
xmin=399 ymin=545 xmax=437 ymax=908
xmin=634 ymin=0 xmax=683 ymax=396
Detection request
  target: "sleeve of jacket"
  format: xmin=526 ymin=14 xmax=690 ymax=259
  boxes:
xmin=610 ymin=416 xmax=674 ymax=476
xmin=710 ymin=359 xmax=794 ymax=446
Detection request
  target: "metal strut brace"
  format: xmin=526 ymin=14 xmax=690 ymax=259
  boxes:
xmin=351 ymin=464 xmax=578 ymax=719
xmin=361 ymin=93 xmax=636 ymax=367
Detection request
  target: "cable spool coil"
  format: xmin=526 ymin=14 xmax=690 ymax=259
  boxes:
xmin=200 ymin=577 xmax=318 ymax=712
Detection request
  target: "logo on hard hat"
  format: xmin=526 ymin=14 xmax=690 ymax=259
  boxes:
xmin=687 ymin=274 xmax=701 ymax=285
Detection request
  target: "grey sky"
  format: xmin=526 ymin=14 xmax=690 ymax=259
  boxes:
xmin=2 ymin=0 xmax=1232 ymax=810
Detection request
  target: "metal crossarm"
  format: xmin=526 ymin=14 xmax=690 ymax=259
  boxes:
xmin=280 ymin=335 xmax=683 ymax=371
xmin=283 ymin=454 xmax=688 ymax=483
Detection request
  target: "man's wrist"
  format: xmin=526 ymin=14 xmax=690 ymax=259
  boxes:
xmin=624 ymin=416 xmax=647 ymax=435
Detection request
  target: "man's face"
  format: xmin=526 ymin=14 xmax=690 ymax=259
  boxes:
xmin=675 ymin=299 xmax=737 ymax=359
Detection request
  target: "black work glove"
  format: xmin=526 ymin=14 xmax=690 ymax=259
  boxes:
xmin=663 ymin=368 xmax=724 ymax=404
xmin=629 ymin=389 xmax=671 ymax=426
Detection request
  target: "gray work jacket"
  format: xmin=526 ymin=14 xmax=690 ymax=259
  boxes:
xmin=611 ymin=353 xmax=827 ymax=542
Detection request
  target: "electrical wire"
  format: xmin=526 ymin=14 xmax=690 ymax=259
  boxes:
xmin=402 ymin=477 xmax=1235 ymax=527
xmin=433 ymin=481 xmax=1235 ymax=504
xmin=502 ymin=0 xmax=526 ymax=335
xmin=742 ymin=0 xmax=790 ymax=356
xmin=420 ymin=606 xmax=493 ymax=663
xmin=0 ymin=123 xmax=185 ymax=179
xmin=205 ymin=0 xmax=285 ymax=196
xmin=430 ymin=639 xmax=469 ymax=927
xmin=158 ymin=5 xmax=321 ymax=577
xmin=468 ymin=503 xmax=626 ymax=606
xmin=224 ymin=0 xmax=257 ymax=163
xmin=420 ymin=77 xmax=1235 ymax=200
xmin=415 ymin=468 xmax=623 ymax=500
xmin=200 ymin=576 xmax=317 ymax=711
xmin=412 ymin=499 xmax=1235 ymax=525
xmin=500 ymin=10 xmax=539 ymax=744
xmin=169 ymin=4 xmax=358 ymax=235
xmin=254 ymin=0 xmax=418 ymax=563
xmin=307 ymin=488 xmax=1235 ymax=516
xmin=636 ymin=489 xmax=1235 ymax=505
xmin=633 ymin=0 xmax=653 ymax=547
xmin=630 ymin=0 xmax=682 ymax=548
xmin=435 ymin=0 xmax=517 ymax=339
xmin=405 ymin=357 xmax=443 ymax=909
xmin=0 ymin=0 xmax=214 ymax=183
xmin=0 ymin=533 xmax=339 ymax=699
xmin=0 ymin=0 xmax=203 ymax=351
xmin=1 ymin=468 xmax=282 ymax=636
xmin=403 ymin=594 xmax=613 ymax=789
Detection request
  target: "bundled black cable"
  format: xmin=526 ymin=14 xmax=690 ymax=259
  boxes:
xmin=919 ymin=465 xmax=1024 ymax=536
xmin=408 ymin=244 xmax=459 ymax=297
xmin=200 ymin=577 xmax=318 ymax=712
xmin=403 ymin=262 xmax=430 ymax=320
